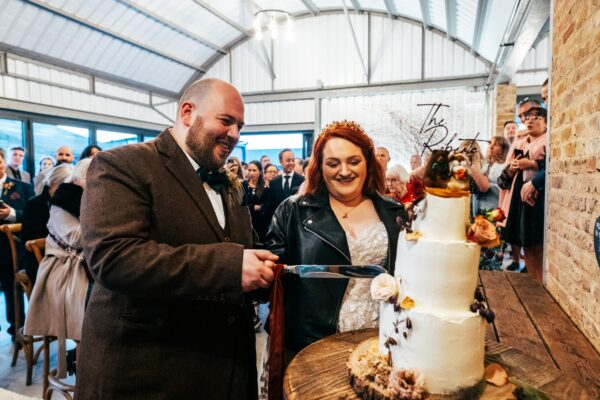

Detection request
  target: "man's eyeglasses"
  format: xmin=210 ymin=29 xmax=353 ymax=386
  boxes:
xmin=521 ymin=115 xmax=544 ymax=122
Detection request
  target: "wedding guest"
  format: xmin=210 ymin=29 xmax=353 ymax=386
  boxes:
xmin=270 ymin=149 xmax=304 ymax=209
xmin=471 ymin=136 xmax=510 ymax=214
xmin=409 ymin=154 xmax=422 ymax=171
xmin=264 ymin=164 xmax=279 ymax=187
xmin=79 ymin=145 xmax=102 ymax=160
xmin=39 ymin=156 xmax=56 ymax=172
xmin=34 ymin=145 xmax=75 ymax=194
xmin=294 ymin=158 xmax=305 ymax=177
xmin=260 ymin=155 xmax=270 ymax=170
xmin=385 ymin=164 xmax=411 ymax=204
xmin=243 ymin=161 xmax=271 ymax=242
xmin=498 ymin=107 xmax=547 ymax=283
xmin=376 ymin=146 xmax=391 ymax=172
xmin=265 ymin=120 xmax=404 ymax=354
xmin=21 ymin=164 xmax=73 ymax=282
xmin=503 ymin=121 xmax=518 ymax=145
xmin=226 ymin=156 xmax=244 ymax=181
xmin=5 ymin=146 xmax=30 ymax=183
xmin=0 ymin=152 xmax=35 ymax=338
xmin=24 ymin=159 xmax=92 ymax=378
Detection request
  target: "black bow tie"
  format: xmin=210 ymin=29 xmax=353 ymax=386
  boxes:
xmin=196 ymin=168 xmax=228 ymax=192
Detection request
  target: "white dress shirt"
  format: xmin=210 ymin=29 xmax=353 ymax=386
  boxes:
xmin=282 ymin=171 xmax=295 ymax=189
xmin=173 ymin=135 xmax=226 ymax=230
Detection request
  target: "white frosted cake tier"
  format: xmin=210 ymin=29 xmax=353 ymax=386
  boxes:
xmin=379 ymin=303 xmax=485 ymax=395
xmin=415 ymin=194 xmax=470 ymax=242
xmin=396 ymin=233 xmax=480 ymax=312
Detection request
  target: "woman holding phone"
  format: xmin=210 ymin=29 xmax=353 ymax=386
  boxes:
xmin=497 ymin=107 xmax=547 ymax=283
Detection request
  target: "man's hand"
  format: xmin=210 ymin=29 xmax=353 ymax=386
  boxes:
xmin=241 ymin=249 xmax=278 ymax=292
xmin=0 ymin=203 xmax=11 ymax=220
xmin=520 ymin=181 xmax=537 ymax=207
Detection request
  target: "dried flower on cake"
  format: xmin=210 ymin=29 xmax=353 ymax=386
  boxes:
xmin=371 ymin=274 xmax=399 ymax=302
xmin=405 ymin=231 xmax=422 ymax=242
xmin=387 ymin=369 xmax=426 ymax=400
xmin=467 ymin=216 xmax=500 ymax=248
xmin=400 ymin=296 xmax=415 ymax=310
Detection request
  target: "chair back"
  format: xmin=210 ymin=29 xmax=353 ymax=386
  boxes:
xmin=0 ymin=223 xmax=22 ymax=274
xmin=25 ymin=238 xmax=46 ymax=265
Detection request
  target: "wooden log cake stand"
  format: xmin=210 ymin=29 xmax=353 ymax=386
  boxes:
xmin=282 ymin=328 xmax=596 ymax=400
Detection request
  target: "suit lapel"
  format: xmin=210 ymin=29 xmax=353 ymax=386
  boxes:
xmin=155 ymin=130 xmax=226 ymax=241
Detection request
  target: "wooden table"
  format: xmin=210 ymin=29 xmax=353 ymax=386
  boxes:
xmin=283 ymin=271 xmax=600 ymax=399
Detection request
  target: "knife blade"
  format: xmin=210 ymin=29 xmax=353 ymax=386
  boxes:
xmin=281 ymin=264 xmax=386 ymax=279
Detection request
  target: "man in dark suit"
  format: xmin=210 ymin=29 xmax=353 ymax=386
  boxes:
xmin=270 ymin=148 xmax=305 ymax=210
xmin=0 ymin=152 xmax=35 ymax=337
xmin=5 ymin=146 xmax=31 ymax=184
xmin=77 ymin=79 xmax=278 ymax=400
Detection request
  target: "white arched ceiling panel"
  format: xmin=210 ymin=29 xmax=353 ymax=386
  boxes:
xmin=273 ymin=13 xmax=368 ymax=90
xmin=231 ymin=37 xmax=272 ymax=93
xmin=369 ymin=15 xmax=422 ymax=82
xmin=0 ymin=0 xmax=196 ymax=91
xmin=423 ymin=29 xmax=487 ymax=78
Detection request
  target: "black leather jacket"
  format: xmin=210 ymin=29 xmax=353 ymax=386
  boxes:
xmin=265 ymin=191 xmax=404 ymax=352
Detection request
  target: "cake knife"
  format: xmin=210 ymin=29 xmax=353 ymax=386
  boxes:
xmin=281 ymin=264 xmax=386 ymax=279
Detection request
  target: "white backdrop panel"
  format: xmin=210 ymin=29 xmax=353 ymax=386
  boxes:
xmin=245 ymin=100 xmax=314 ymax=125
xmin=320 ymin=87 xmax=487 ymax=167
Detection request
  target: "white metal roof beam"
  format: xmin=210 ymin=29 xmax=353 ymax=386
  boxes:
xmin=341 ymin=0 xmax=369 ymax=82
xmin=0 ymin=43 xmax=180 ymax=98
xmin=383 ymin=0 xmax=397 ymax=18
xmin=445 ymin=0 xmax=457 ymax=39
xmin=472 ymin=0 xmax=489 ymax=54
xmin=531 ymin=17 xmax=550 ymax=48
xmin=192 ymin=0 xmax=250 ymax=36
xmin=495 ymin=0 xmax=550 ymax=83
xmin=300 ymin=0 xmax=319 ymax=16
xmin=22 ymin=0 xmax=205 ymax=73
xmin=419 ymin=0 xmax=431 ymax=28
xmin=116 ymin=0 xmax=226 ymax=55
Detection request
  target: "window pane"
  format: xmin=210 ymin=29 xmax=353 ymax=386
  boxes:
xmin=0 ymin=117 xmax=25 ymax=156
xmin=97 ymin=130 xmax=139 ymax=150
xmin=33 ymin=123 xmax=89 ymax=173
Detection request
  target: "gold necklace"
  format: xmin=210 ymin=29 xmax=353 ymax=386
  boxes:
xmin=330 ymin=197 xmax=364 ymax=219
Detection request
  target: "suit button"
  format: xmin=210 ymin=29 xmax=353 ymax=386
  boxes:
xmin=224 ymin=236 xmax=231 ymax=242
xmin=227 ymin=316 xmax=236 ymax=325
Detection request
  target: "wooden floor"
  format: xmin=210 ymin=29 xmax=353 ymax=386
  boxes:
xmin=479 ymin=271 xmax=600 ymax=397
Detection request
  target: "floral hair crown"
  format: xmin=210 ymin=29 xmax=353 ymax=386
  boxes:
xmin=319 ymin=120 xmax=366 ymax=137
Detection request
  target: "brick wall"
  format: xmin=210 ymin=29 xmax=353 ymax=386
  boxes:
xmin=493 ymin=83 xmax=517 ymax=136
xmin=546 ymin=0 xmax=600 ymax=352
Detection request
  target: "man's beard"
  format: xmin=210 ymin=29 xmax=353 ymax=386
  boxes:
xmin=185 ymin=117 xmax=236 ymax=171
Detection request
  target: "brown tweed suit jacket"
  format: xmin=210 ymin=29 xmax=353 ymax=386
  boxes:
xmin=76 ymin=129 xmax=257 ymax=400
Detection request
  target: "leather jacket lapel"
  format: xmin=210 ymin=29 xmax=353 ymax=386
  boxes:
xmin=300 ymin=195 xmax=351 ymax=263
xmin=155 ymin=130 xmax=226 ymax=241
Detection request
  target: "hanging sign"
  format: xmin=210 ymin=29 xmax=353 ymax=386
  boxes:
xmin=594 ymin=216 xmax=600 ymax=269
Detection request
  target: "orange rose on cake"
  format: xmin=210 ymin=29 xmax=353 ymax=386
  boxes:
xmin=467 ymin=216 xmax=500 ymax=248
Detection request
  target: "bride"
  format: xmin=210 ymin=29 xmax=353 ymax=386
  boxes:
xmin=265 ymin=120 xmax=405 ymax=354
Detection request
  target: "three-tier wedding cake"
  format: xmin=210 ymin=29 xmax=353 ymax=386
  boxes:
xmin=348 ymin=149 xmax=500 ymax=399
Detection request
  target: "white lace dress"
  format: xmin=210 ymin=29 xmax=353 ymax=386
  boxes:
xmin=337 ymin=221 xmax=389 ymax=332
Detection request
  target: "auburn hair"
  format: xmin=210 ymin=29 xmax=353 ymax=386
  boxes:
xmin=304 ymin=122 xmax=386 ymax=196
